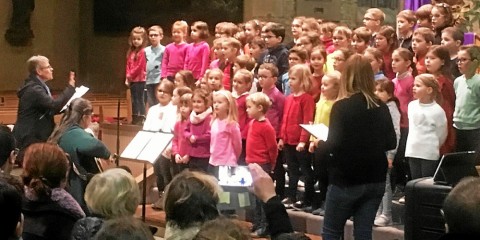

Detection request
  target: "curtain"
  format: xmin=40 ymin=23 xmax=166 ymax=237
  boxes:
xmin=404 ymin=0 xmax=432 ymax=11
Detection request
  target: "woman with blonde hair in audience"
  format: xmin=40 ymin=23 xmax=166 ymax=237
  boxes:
xmin=22 ymin=143 xmax=85 ymax=240
xmin=71 ymin=168 xmax=141 ymax=239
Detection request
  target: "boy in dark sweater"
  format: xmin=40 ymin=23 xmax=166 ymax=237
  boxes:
xmin=261 ymin=22 xmax=289 ymax=93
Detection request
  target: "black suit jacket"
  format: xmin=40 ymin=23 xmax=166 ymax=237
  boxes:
xmin=13 ymin=74 xmax=75 ymax=149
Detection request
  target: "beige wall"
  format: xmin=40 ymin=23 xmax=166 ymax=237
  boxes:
xmin=0 ymin=0 xmax=79 ymax=91
xmin=0 ymin=0 xmax=406 ymax=94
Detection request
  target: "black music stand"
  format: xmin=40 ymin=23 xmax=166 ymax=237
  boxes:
xmin=120 ymin=130 xmax=173 ymax=221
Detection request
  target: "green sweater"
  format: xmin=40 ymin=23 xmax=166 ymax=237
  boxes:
xmin=58 ymin=125 xmax=111 ymax=174
xmin=454 ymin=74 xmax=480 ymax=130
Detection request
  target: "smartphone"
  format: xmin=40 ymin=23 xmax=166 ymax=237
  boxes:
xmin=218 ymin=166 xmax=253 ymax=187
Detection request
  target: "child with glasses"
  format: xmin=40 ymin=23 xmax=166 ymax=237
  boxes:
xmin=453 ymin=45 xmax=480 ymax=152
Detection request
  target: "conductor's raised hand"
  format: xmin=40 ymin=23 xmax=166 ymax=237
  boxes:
xmin=248 ymin=163 xmax=276 ymax=203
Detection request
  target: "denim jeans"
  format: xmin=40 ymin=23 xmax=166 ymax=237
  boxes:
xmin=145 ymin=83 xmax=159 ymax=108
xmin=377 ymin=169 xmax=392 ymax=218
xmin=284 ymin=144 xmax=314 ymax=203
xmin=322 ymin=182 xmax=385 ymax=240
xmin=130 ymin=82 xmax=146 ymax=116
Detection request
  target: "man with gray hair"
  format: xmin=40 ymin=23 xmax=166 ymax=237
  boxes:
xmin=13 ymin=55 xmax=75 ymax=157
xmin=439 ymin=176 xmax=480 ymax=239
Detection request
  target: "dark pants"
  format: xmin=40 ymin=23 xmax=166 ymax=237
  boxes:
xmin=313 ymin=143 xmax=329 ymax=207
xmin=322 ymin=182 xmax=385 ymax=240
xmin=153 ymin=155 xmax=175 ymax=192
xmin=273 ymin=149 xmax=286 ymax=198
xmin=455 ymin=128 xmax=480 ymax=152
xmin=145 ymin=83 xmax=159 ymax=108
xmin=188 ymin=156 xmax=210 ymax=173
xmin=130 ymin=82 xmax=146 ymax=116
xmin=408 ymin=157 xmax=438 ymax=179
xmin=284 ymin=144 xmax=314 ymax=204
xmin=237 ymin=139 xmax=247 ymax=166
xmin=391 ymin=127 xmax=409 ymax=191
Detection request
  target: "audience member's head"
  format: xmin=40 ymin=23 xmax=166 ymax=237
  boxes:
xmin=85 ymin=168 xmax=140 ymax=219
xmin=0 ymin=179 xmax=23 ymax=239
xmin=164 ymin=170 xmax=221 ymax=230
xmin=442 ymin=177 xmax=480 ymax=236
xmin=21 ymin=143 xmax=69 ymax=198
xmin=193 ymin=217 xmax=250 ymax=240
xmin=0 ymin=124 xmax=15 ymax=169
xmin=93 ymin=216 xmax=154 ymax=240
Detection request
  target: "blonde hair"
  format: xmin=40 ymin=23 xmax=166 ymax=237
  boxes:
xmin=397 ymin=10 xmax=416 ymax=23
xmin=148 ymin=25 xmax=164 ymax=35
xmin=223 ymin=37 xmax=242 ymax=51
xmin=173 ymin=21 xmax=189 ymax=35
xmin=233 ymin=69 xmax=253 ymax=85
xmin=288 ymin=64 xmax=312 ymax=92
xmin=84 ymin=168 xmax=140 ymax=219
xmin=246 ymin=92 xmax=272 ymax=114
xmin=415 ymin=73 xmax=442 ymax=104
xmin=338 ymin=54 xmax=379 ymax=109
xmin=333 ymin=26 xmax=353 ymax=39
xmin=366 ymin=8 xmax=386 ymax=23
xmin=212 ymin=90 xmax=238 ymax=124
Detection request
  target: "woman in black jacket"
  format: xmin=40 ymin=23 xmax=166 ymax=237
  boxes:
xmin=322 ymin=55 xmax=396 ymax=240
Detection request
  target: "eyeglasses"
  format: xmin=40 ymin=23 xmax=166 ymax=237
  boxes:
xmin=258 ymin=75 xmax=273 ymax=79
xmin=457 ymin=58 xmax=471 ymax=64
xmin=40 ymin=65 xmax=53 ymax=70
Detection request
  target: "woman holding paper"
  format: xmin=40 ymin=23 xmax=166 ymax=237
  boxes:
xmin=322 ymin=55 xmax=396 ymax=240
xmin=49 ymin=97 xmax=112 ymax=214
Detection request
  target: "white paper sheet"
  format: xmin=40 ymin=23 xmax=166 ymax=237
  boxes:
xmin=61 ymin=85 xmax=90 ymax=112
xmin=300 ymin=124 xmax=329 ymax=141
xmin=120 ymin=131 xmax=155 ymax=160
xmin=136 ymin=132 xmax=173 ymax=163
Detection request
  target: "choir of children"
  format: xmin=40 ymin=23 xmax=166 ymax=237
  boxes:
xmin=125 ymin=3 xmax=478 ymax=233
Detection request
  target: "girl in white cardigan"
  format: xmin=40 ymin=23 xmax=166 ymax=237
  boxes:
xmin=405 ymin=74 xmax=447 ymax=179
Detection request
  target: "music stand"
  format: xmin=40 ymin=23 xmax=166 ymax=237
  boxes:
xmin=433 ymin=151 xmax=478 ymax=187
xmin=120 ymin=130 xmax=173 ymax=221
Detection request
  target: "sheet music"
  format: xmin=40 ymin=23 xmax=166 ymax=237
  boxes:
xmin=300 ymin=124 xmax=329 ymax=141
xmin=120 ymin=131 xmax=155 ymax=160
xmin=136 ymin=132 xmax=173 ymax=163
xmin=61 ymin=85 xmax=90 ymax=112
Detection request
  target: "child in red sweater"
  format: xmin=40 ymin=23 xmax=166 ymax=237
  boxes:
xmin=233 ymin=69 xmax=253 ymax=165
xmin=246 ymin=92 xmax=278 ymax=236
xmin=278 ymin=64 xmax=315 ymax=209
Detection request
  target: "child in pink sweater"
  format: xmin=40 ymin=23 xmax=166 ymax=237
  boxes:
xmin=209 ymin=90 xmax=242 ymax=176
xmin=184 ymin=88 xmax=212 ymax=173
xmin=162 ymin=21 xmax=190 ymax=81
xmin=184 ymin=21 xmax=210 ymax=80
xmin=172 ymin=92 xmax=193 ymax=172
